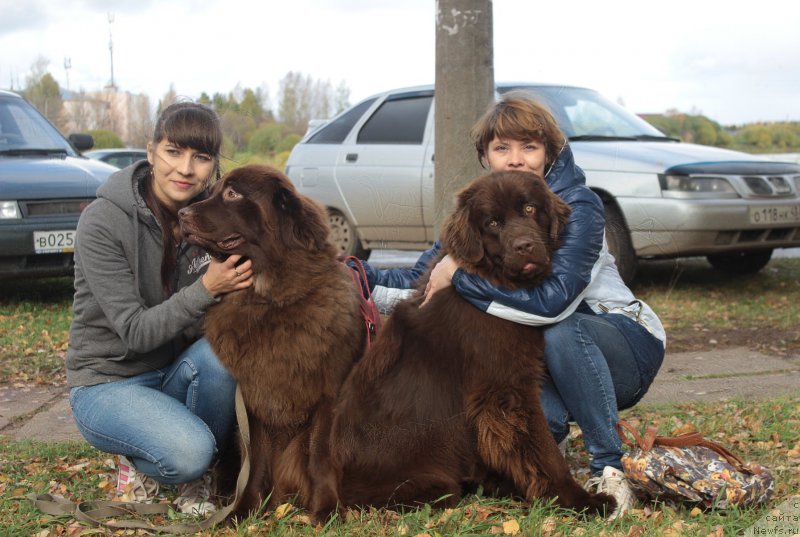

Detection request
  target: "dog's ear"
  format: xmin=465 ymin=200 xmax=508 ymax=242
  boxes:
xmin=274 ymin=186 xmax=330 ymax=252
xmin=546 ymin=190 xmax=572 ymax=249
xmin=441 ymin=187 xmax=484 ymax=264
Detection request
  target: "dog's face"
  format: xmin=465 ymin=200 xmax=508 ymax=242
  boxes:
xmin=441 ymin=170 xmax=572 ymax=288
xmin=178 ymin=164 xmax=331 ymax=271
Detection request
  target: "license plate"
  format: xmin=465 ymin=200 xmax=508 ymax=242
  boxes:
xmin=749 ymin=205 xmax=800 ymax=225
xmin=33 ymin=230 xmax=76 ymax=253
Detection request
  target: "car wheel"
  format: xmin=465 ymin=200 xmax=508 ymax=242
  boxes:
xmin=706 ymin=250 xmax=773 ymax=275
xmin=603 ymin=201 xmax=638 ymax=285
xmin=328 ymin=210 xmax=370 ymax=259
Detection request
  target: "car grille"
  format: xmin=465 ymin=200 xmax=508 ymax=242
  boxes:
xmin=741 ymin=175 xmax=796 ymax=197
xmin=20 ymin=198 xmax=94 ymax=217
xmin=715 ymin=226 xmax=800 ymax=246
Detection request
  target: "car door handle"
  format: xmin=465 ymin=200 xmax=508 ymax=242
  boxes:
xmin=345 ymin=153 xmax=358 ymax=162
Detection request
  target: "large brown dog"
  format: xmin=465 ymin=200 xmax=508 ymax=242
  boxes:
xmin=310 ymin=170 xmax=616 ymax=520
xmin=178 ymin=164 xmax=366 ymax=515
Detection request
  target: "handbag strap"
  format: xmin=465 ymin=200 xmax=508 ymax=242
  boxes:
xmin=340 ymin=255 xmax=382 ymax=348
xmin=26 ymin=384 xmax=252 ymax=535
xmin=616 ymin=419 xmax=768 ymax=476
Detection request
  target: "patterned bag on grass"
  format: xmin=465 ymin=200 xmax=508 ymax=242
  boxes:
xmin=616 ymin=419 xmax=774 ymax=508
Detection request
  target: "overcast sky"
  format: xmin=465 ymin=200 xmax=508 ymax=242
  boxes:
xmin=1 ymin=0 xmax=798 ymax=125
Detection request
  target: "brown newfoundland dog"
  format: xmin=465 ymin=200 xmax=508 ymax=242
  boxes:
xmin=178 ymin=164 xmax=366 ymax=515
xmin=309 ymin=170 xmax=616 ymax=520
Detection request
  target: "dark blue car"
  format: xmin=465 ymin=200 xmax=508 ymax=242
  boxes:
xmin=0 ymin=90 xmax=117 ymax=279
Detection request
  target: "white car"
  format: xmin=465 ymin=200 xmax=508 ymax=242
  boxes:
xmin=285 ymin=83 xmax=800 ymax=282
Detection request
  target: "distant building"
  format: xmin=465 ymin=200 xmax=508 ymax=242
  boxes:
xmin=62 ymin=89 xmax=152 ymax=147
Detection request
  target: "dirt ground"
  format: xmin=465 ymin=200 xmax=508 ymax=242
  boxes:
xmin=666 ymin=325 xmax=800 ymax=356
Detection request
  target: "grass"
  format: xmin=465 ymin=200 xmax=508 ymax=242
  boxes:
xmin=0 ymin=277 xmax=73 ymax=385
xmin=633 ymin=257 xmax=800 ymax=332
xmin=3 ymin=258 xmax=799 ymax=385
xmin=1 ymin=258 xmax=800 ymax=535
xmin=2 ymin=397 xmax=798 ymax=535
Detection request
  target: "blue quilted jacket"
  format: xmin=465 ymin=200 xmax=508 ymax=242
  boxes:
xmin=360 ymin=145 xmax=605 ymax=321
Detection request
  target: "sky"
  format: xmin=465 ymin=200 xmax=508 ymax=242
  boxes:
xmin=0 ymin=0 xmax=798 ymax=126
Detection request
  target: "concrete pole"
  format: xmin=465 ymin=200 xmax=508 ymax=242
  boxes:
xmin=434 ymin=0 xmax=494 ymax=236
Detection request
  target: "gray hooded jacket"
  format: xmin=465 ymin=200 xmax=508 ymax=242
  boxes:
xmin=66 ymin=161 xmax=217 ymax=387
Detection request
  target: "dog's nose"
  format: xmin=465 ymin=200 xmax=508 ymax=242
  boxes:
xmin=513 ymin=237 xmax=535 ymax=255
xmin=178 ymin=207 xmax=191 ymax=218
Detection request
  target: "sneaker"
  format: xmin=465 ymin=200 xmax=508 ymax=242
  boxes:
xmin=116 ymin=456 xmax=160 ymax=503
xmin=584 ymin=465 xmax=635 ymax=519
xmin=174 ymin=472 xmax=217 ymax=516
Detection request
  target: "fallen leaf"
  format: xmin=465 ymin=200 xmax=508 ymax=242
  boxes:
xmin=274 ymin=502 xmax=293 ymax=519
xmin=671 ymin=422 xmax=697 ymax=436
xmin=502 ymin=519 xmax=520 ymax=535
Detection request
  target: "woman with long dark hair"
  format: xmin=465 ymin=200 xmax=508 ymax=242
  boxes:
xmin=67 ymin=102 xmax=252 ymax=515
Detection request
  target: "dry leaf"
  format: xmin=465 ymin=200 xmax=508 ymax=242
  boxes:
xmin=689 ymin=507 xmax=703 ymax=517
xmin=274 ymin=502 xmax=293 ymax=519
xmin=541 ymin=516 xmax=558 ymax=533
xmin=291 ymin=514 xmax=311 ymax=525
xmin=626 ymin=526 xmax=646 ymax=537
xmin=502 ymin=519 xmax=520 ymax=535
xmin=671 ymin=422 xmax=697 ymax=436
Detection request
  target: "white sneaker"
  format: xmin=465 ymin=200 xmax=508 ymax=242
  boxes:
xmin=116 ymin=456 xmax=160 ymax=503
xmin=174 ymin=472 xmax=217 ymax=516
xmin=584 ymin=465 xmax=635 ymax=519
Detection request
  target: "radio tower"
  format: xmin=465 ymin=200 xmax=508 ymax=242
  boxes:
xmin=63 ymin=57 xmax=72 ymax=91
xmin=106 ymin=12 xmax=117 ymax=90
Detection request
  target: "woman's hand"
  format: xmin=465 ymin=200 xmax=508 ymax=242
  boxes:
xmin=202 ymin=254 xmax=253 ymax=297
xmin=421 ymin=254 xmax=458 ymax=307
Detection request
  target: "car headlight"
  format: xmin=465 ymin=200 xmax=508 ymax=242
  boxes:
xmin=659 ymin=174 xmax=739 ymax=198
xmin=0 ymin=201 xmax=22 ymax=219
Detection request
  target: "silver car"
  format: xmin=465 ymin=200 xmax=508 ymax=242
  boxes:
xmin=285 ymin=83 xmax=800 ymax=282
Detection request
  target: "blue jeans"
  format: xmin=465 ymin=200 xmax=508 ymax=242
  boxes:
xmin=69 ymin=339 xmax=236 ymax=485
xmin=541 ymin=312 xmax=664 ymax=475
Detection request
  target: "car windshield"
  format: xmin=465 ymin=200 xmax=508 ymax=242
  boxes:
xmin=500 ymin=85 xmax=671 ymax=140
xmin=0 ymin=96 xmax=77 ymax=155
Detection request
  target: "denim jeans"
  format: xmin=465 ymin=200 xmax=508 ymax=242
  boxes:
xmin=69 ymin=338 xmax=236 ymax=485
xmin=540 ymin=312 xmax=664 ymax=475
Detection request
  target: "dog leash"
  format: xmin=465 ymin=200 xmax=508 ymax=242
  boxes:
xmin=340 ymin=255 xmax=382 ymax=348
xmin=25 ymin=384 xmax=253 ymax=535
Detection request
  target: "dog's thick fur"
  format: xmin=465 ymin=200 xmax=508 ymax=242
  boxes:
xmin=179 ymin=165 xmax=366 ymax=515
xmin=310 ymin=170 xmax=616 ymax=520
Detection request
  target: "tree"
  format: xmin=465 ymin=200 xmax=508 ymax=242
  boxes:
xmin=157 ymin=85 xmax=178 ymax=116
xmin=219 ymin=109 xmax=256 ymax=152
xmin=128 ymin=93 xmax=154 ymax=148
xmin=88 ymin=129 xmax=124 ymax=149
xmin=240 ymin=88 xmax=266 ymax=125
xmin=739 ymin=124 xmax=773 ymax=150
xmin=23 ymin=57 xmax=65 ymax=129
xmin=248 ymin=123 xmax=283 ymax=155
xmin=277 ymin=71 xmax=350 ymax=134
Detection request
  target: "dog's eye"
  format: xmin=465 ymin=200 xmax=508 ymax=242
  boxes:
xmin=224 ymin=187 xmax=242 ymax=200
xmin=524 ymin=204 xmax=536 ymax=215
xmin=487 ymin=218 xmax=499 ymax=229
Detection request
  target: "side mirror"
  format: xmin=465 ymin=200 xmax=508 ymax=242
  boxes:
xmin=69 ymin=133 xmax=95 ymax=152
